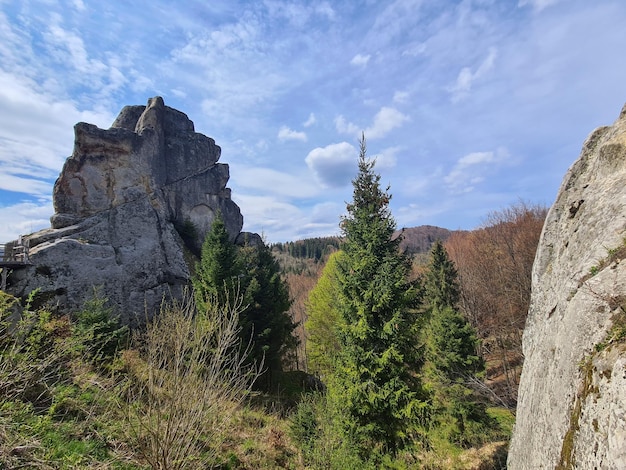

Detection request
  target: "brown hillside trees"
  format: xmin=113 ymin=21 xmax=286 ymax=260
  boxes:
xmin=445 ymin=202 xmax=546 ymax=407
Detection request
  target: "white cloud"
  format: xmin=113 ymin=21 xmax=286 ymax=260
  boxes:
xmin=264 ymin=1 xmax=336 ymax=26
xmin=0 ymin=173 xmax=52 ymax=196
xmin=305 ymin=142 xmax=356 ymax=188
xmin=449 ymin=47 xmax=497 ymax=102
xmin=334 ymin=115 xmax=360 ymax=136
xmin=444 ymin=148 xmax=510 ymax=193
xmin=0 ymin=200 xmax=53 ymax=242
xmin=232 ymin=193 xmax=303 ymax=240
xmin=373 ymin=146 xmax=401 ymax=170
xmin=303 ymin=113 xmax=316 ymax=127
xmin=72 ymin=0 xmax=86 ymax=12
xmin=366 ymin=107 xmax=409 ymax=138
xmin=233 ymin=166 xmax=319 ymax=198
xmin=402 ymin=42 xmax=427 ymax=57
xmin=335 ymin=107 xmax=409 ymax=140
xmin=350 ymin=53 xmax=371 ymax=67
xmin=277 ymin=125 xmax=307 ymax=142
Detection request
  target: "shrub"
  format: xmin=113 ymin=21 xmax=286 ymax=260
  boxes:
xmin=122 ymin=291 xmax=262 ymax=470
xmin=73 ymin=289 xmax=128 ymax=370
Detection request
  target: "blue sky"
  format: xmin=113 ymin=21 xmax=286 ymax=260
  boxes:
xmin=1 ymin=0 xmax=625 ymax=243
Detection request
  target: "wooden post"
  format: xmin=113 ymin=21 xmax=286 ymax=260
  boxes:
xmin=1 ymin=268 xmax=6 ymax=292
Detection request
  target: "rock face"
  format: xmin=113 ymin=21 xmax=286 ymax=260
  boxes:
xmin=508 ymin=105 xmax=626 ymax=469
xmin=7 ymin=97 xmax=245 ymax=324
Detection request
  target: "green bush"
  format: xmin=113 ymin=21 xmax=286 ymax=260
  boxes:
xmin=73 ymin=290 xmax=128 ymax=370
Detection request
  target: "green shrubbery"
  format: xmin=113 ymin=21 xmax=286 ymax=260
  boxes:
xmin=0 ymin=286 xmax=279 ymax=469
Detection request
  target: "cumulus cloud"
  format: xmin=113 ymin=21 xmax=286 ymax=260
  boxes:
xmin=449 ymin=47 xmax=497 ymax=102
xmin=305 ymin=142 xmax=356 ymax=188
xmin=366 ymin=107 xmax=409 ymax=138
xmin=336 ymin=107 xmax=409 ymax=140
xmin=278 ymin=125 xmax=307 ymax=142
xmin=350 ymin=53 xmax=371 ymax=66
xmin=444 ymin=148 xmax=510 ymax=193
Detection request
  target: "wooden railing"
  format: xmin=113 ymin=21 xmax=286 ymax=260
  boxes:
xmin=0 ymin=241 xmax=30 ymax=264
xmin=1 ymin=240 xmax=31 ymax=291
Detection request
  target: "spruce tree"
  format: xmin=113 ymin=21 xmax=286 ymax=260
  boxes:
xmin=191 ymin=213 xmax=239 ymax=312
xmin=423 ymin=240 xmax=489 ymax=446
xmin=423 ymin=240 xmax=483 ymax=380
xmin=332 ymin=135 xmax=427 ymax=454
xmin=237 ymin=241 xmax=295 ymax=389
xmin=424 ymin=240 xmax=460 ymax=312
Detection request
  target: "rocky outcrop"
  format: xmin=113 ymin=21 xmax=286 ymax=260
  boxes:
xmin=6 ymin=97 xmax=245 ymax=324
xmin=508 ymin=105 xmax=626 ymax=469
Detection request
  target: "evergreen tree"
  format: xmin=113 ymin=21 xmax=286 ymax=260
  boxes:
xmin=423 ymin=241 xmax=489 ymax=446
xmin=423 ymin=240 xmax=483 ymax=380
xmin=237 ymin=241 xmax=295 ymax=389
xmin=424 ymin=240 xmax=460 ymax=311
xmin=331 ymin=135 xmax=427 ymax=454
xmin=192 ymin=218 xmax=296 ymax=390
xmin=191 ymin=213 xmax=239 ymax=312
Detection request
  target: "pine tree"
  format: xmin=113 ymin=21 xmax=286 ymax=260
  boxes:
xmin=331 ymin=135 xmax=427 ymax=454
xmin=191 ymin=213 xmax=239 ymax=312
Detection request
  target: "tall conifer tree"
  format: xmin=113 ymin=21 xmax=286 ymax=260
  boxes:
xmin=332 ymin=135 xmax=427 ymax=453
xmin=423 ymin=240 xmax=489 ymax=445
xmin=237 ymin=241 xmax=295 ymax=389
xmin=192 ymin=213 xmax=238 ymax=312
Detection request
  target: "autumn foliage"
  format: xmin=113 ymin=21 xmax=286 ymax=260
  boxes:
xmin=445 ymin=202 xmax=547 ymax=407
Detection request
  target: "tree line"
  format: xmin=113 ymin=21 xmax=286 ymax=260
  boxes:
xmin=272 ymin=237 xmax=341 ymax=261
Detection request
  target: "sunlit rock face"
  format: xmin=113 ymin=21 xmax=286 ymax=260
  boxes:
xmin=508 ymin=104 xmax=626 ymax=469
xmin=7 ymin=97 xmax=244 ymax=324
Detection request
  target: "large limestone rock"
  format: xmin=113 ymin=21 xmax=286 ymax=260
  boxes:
xmin=6 ymin=97 xmax=245 ymax=324
xmin=508 ymin=105 xmax=626 ymax=469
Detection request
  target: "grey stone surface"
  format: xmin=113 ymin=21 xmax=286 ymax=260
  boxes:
xmin=6 ymin=97 xmax=246 ymax=324
xmin=508 ymin=104 xmax=626 ymax=469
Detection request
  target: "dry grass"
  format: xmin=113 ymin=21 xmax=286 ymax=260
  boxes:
xmin=122 ymin=291 xmax=263 ymax=470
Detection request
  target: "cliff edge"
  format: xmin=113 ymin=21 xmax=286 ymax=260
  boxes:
xmin=508 ymin=105 xmax=626 ymax=468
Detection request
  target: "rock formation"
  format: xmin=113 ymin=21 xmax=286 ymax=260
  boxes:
xmin=508 ymin=105 xmax=626 ymax=468
xmin=6 ymin=97 xmax=249 ymax=324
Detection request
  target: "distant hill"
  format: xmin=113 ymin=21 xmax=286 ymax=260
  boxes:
xmin=395 ymin=225 xmax=459 ymax=255
xmin=272 ymin=225 xmax=455 ymax=262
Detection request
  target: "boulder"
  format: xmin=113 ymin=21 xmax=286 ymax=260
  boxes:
xmin=508 ymin=104 xmax=626 ymax=468
xmin=6 ymin=97 xmax=246 ymax=325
